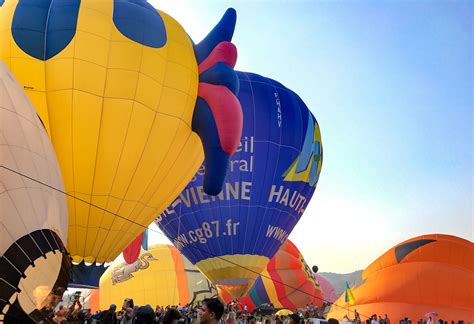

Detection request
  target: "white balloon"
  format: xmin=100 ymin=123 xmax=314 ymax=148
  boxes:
xmin=0 ymin=61 xmax=70 ymax=322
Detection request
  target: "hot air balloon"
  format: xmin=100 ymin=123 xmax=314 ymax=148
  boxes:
xmin=313 ymin=274 xmax=337 ymax=304
xmin=220 ymin=240 xmax=324 ymax=311
xmin=0 ymin=0 xmax=242 ymax=279
xmin=156 ymin=71 xmax=323 ymax=298
xmin=0 ymin=62 xmax=70 ymax=322
xmin=99 ymin=244 xmax=217 ymax=308
xmin=327 ymin=234 xmax=474 ymax=321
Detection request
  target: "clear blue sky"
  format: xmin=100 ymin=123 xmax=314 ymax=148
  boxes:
xmin=150 ymin=0 xmax=473 ymax=273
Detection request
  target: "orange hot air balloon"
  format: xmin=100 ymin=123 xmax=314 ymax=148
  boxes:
xmin=327 ymin=234 xmax=474 ymax=321
xmin=220 ymin=240 xmax=324 ymax=311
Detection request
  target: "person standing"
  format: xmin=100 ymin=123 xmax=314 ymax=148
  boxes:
xmin=227 ymin=307 xmax=236 ymax=324
xmin=289 ymin=313 xmax=302 ymax=324
xmin=163 ymin=308 xmax=181 ymax=324
xmin=98 ymin=304 xmax=117 ymax=324
xmin=54 ymin=305 xmax=67 ymax=324
xmin=199 ymin=298 xmax=225 ymax=324
xmin=354 ymin=310 xmax=361 ymax=324
xmin=122 ymin=298 xmax=135 ymax=324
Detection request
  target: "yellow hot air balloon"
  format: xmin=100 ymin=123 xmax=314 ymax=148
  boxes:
xmin=99 ymin=244 xmax=217 ymax=308
xmin=0 ymin=0 xmax=242 ymax=267
xmin=0 ymin=61 xmax=70 ymax=322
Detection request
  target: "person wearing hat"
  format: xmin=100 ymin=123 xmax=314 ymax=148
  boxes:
xmin=289 ymin=313 xmax=303 ymax=324
xmin=92 ymin=304 xmax=117 ymax=324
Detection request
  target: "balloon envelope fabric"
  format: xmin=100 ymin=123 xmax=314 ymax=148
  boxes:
xmin=314 ymin=274 xmax=337 ymax=303
xmin=327 ymin=234 xmax=474 ymax=321
xmin=220 ymin=240 xmax=324 ymax=311
xmin=156 ymin=71 xmax=323 ymax=298
xmin=0 ymin=62 xmax=70 ymax=322
xmin=0 ymin=0 xmax=241 ymax=266
xmin=99 ymin=244 xmax=217 ymax=309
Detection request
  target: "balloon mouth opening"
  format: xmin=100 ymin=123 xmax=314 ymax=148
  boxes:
xmin=216 ymin=281 xmax=254 ymax=299
xmin=1 ymin=229 xmax=71 ymax=322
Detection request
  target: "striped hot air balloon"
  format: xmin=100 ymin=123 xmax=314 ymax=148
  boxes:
xmin=219 ymin=240 xmax=324 ymax=311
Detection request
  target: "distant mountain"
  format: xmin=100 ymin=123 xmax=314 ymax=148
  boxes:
xmin=318 ymin=270 xmax=364 ymax=297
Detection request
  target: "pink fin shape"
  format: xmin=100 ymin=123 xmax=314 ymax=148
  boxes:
xmin=198 ymin=83 xmax=242 ymax=156
xmin=198 ymin=41 xmax=237 ymax=74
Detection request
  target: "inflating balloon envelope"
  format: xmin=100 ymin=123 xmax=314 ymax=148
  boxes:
xmin=156 ymin=71 xmax=323 ymax=298
xmin=0 ymin=62 xmax=70 ymax=323
xmin=219 ymin=239 xmax=324 ymax=311
xmin=0 ymin=0 xmax=242 ymax=287
xmin=100 ymin=244 xmax=217 ymax=309
xmin=327 ymin=234 xmax=474 ymax=320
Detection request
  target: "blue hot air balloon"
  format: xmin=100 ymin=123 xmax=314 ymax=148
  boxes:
xmin=155 ymin=71 xmax=323 ymax=299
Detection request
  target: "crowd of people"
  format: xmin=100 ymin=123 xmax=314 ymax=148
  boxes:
xmin=51 ymin=298 xmax=466 ymax=324
xmin=340 ymin=311 xmax=391 ymax=324
xmin=337 ymin=312 xmax=467 ymax=324
xmin=51 ymin=298 xmax=327 ymax=324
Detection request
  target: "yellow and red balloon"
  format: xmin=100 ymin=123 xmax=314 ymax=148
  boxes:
xmin=220 ymin=240 xmax=324 ymax=311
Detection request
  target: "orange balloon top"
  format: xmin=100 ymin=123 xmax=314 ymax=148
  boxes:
xmin=363 ymin=234 xmax=474 ymax=279
xmin=328 ymin=234 xmax=474 ymax=321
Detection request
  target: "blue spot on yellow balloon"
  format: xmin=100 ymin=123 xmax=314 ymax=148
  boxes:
xmin=12 ymin=0 xmax=80 ymax=60
xmin=113 ymin=0 xmax=167 ymax=48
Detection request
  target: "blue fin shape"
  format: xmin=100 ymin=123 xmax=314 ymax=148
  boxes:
xmin=12 ymin=0 xmax=80 ymax=60
xmin=192 ymin=97 xmax=229 ymax=195
xmin=194 ymin=8 xmax=236 ymax=64
xmin=199 ymin=62 xmax=239 ymax=95
xmin=295 ymin=113 xmax=315 ymax=173
xmin=113 ymin=0 xmax=166 ymax=48
xmin=0 ymin=0 xmax=5 ymax=7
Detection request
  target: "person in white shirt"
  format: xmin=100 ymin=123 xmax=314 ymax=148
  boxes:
xmin=427 ymin=317 xmax=435 ymax=324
